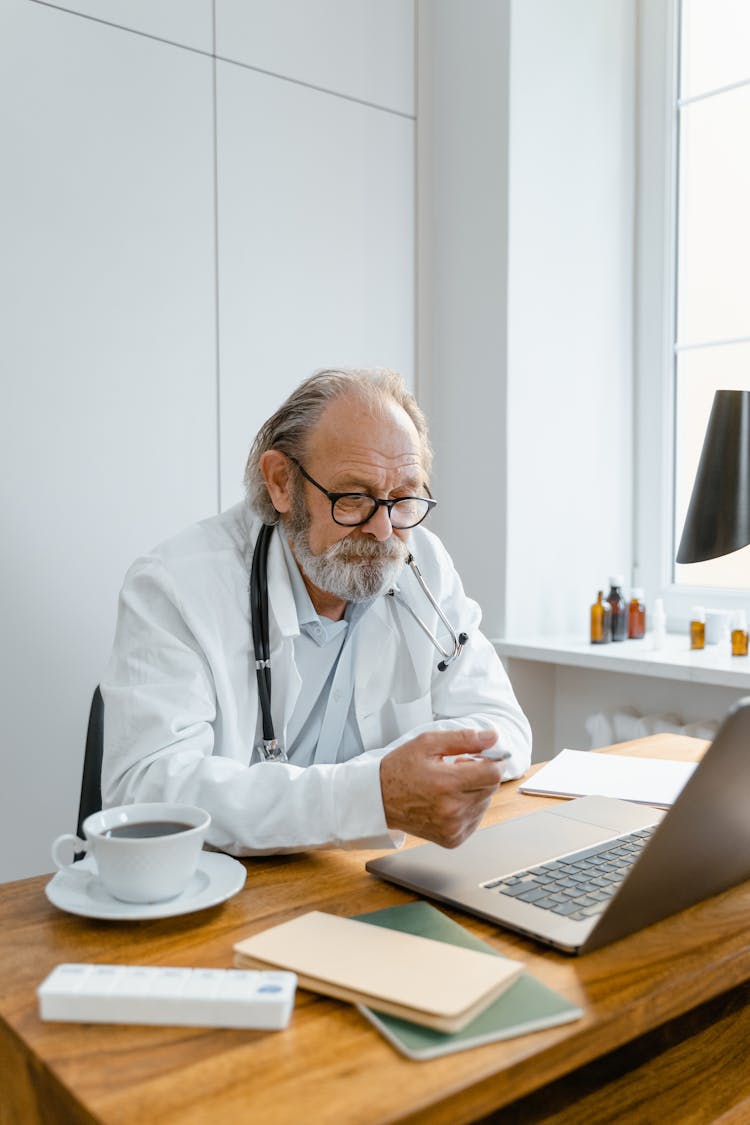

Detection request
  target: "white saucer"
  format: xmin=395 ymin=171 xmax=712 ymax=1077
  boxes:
xmin=45 ymin=851 xmax=246 ymax=921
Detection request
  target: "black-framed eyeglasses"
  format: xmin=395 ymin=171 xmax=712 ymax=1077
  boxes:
xmin=288 ymin=456 xmax=436 ymax=529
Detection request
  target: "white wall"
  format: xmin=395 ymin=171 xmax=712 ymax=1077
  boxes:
xmin=1 ymin=0 xmax=414 ymax=882
xmin=32 ymin=0 xmax=213 ymax=49
xmin=634 ymin=0 xmax=680 ymax=622
xmin=1 ymin=0 xmax=217 ymax=884
xmin=416 ymin=0 xmax=512 ymax=638
xmin=418 ymin=0 xmax=635 ymax=641
xmin=505 ymin=0 xmax=635 ymax=637
xmin=216 ymin=54 xmax=414 ymax=507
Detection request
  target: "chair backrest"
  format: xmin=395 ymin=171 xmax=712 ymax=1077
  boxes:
xmin=76 ymin=687 xmax=103 ymax=837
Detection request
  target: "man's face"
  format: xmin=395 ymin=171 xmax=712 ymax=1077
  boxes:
xmin=284 ymin=395 xmax=425 ymax=602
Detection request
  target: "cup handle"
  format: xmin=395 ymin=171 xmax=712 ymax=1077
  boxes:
xmin=51 ymin=833 xmax=88 ymax=869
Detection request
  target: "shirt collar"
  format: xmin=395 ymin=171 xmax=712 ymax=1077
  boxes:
xmin=277 ymin=522 xmax=319 ymax=628
xmin=276 ymin=522 xmax=375 ymax=635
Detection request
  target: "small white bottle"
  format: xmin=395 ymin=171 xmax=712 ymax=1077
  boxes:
xmin=652 ymin=598 xmax=667 ymax=650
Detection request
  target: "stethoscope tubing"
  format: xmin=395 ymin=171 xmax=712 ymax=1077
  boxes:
xmin=250 ymin=522 xmax=275 ymax=744
xmin=390 ymin=554 xmax=468 ymax=670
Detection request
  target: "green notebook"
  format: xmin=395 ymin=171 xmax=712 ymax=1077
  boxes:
xmin=352 ymin=902 xmax=582 ymax=1060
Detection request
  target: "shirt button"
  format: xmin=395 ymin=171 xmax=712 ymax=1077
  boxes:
xmin=333 ymin=689 xmax=342 ymax=702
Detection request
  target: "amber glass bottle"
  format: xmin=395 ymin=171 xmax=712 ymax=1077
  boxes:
xmin=628 ymin=587 xmax=646 ymax=639
xmin=690 ymin=606 xmax=705 ymax=651
xmin=731 ymin=610 xmax=748 ymax=657
xmin=590 ymin=591 xmax=611 ymax=644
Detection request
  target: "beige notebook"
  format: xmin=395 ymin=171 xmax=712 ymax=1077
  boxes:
xmin=233 ymin=910 xmax=523 ymax=1032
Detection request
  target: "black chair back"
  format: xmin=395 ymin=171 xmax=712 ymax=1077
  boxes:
xmin=76 ymin=687 xmax=104 ymax=837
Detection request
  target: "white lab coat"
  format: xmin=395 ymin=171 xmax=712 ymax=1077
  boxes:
xmin=101 ymin=503 xmax=531 ymax=854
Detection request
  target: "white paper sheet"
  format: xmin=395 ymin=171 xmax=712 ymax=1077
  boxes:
xmin=519 ymin=749 xmax=698 ymax=808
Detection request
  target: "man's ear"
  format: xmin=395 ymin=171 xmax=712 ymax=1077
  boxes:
xmin=259 ymin=450 xmax=294 ymax=514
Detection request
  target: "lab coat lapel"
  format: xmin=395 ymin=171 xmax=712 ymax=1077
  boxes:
xmin=355 ymin=595 xmax=409 ymax=744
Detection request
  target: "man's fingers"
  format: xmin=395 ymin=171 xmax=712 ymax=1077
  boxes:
xmin=454 ymin=769 xmax=503 ymax=794
xmin=424 ymin=728 xmax=498 ymax=758
xmin=380 ymin=728 xmax=505 ymax=847
xmin=420 ymin=730 xmax=504 ymax=791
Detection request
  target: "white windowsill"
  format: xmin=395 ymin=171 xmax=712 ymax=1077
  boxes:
xmin=492 ymin=633 xmax=750 ymax=690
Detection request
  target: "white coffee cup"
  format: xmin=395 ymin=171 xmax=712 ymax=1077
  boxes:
xmin=51 ymin=803 xmax=211 ymax=904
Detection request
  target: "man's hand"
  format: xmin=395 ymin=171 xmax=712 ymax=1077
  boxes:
xmin=379 ymin=729 xmax=506 ymax=849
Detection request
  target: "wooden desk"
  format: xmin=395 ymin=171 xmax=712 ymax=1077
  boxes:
xmin=2 ymin=735 xmax=750 ymax=1125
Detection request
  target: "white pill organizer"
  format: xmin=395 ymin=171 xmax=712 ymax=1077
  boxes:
xmin=37 ymin=963 xmax=296 ymax=1029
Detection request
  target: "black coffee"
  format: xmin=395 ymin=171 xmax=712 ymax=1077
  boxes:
xmin=104 ymin=820 xmax=193 ymax=839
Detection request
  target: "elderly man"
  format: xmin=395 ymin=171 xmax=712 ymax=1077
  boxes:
xmin=102 ymin=369 xmax=531 ymax=854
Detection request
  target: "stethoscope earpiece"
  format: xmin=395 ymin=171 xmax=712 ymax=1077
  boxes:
xmin=390 ymin=555 xmax=469 ymax=672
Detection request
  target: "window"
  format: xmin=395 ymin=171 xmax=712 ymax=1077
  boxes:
xmin=673 ymin=0 xmax=750 ymax=590
xmin=636 ymin=0 xmax=750 ymax=619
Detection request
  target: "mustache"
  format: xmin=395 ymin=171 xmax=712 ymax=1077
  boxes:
xmin=324 ymin=535 xmax=408 ymax=564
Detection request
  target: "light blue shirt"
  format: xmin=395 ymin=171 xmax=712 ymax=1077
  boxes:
xmin=278 ymin=526 xmax=369 ymax=766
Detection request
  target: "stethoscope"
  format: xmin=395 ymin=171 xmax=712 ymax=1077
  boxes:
xmin=250 ymin=523 xmax=468 ymax=763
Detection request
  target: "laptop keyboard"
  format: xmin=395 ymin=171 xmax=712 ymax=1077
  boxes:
xmin=481 ymin=825 xmax=657 ymax=922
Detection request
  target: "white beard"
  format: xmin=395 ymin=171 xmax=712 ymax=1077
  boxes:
xmin=284 ymin=488 xmax=408 ymax=602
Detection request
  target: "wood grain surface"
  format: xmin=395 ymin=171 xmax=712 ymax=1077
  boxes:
xmin=2 ymin=734 xmax=748 ymax=1125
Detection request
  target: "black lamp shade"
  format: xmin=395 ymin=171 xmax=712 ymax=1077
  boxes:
xmin=676 ymin=389 xmax=750 ymax=564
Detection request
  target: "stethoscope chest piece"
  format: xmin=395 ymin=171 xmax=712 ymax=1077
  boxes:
xmin=256 ymin=737 xmax=288 ymax=763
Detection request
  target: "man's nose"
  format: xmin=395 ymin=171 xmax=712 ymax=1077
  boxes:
xmin=362 ymin=503 xmax=394 ymax=541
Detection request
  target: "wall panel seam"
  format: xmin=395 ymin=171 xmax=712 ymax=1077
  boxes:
xmin=28 ymin=1 xmax=416 ymax=119
xmin=28 ymin=0 xmax=212 ymax=58
xmin=213 ymin=55 xmax=416 ymax=119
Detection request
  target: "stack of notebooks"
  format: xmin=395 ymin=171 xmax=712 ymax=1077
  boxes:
xmin=234 ymin=902 xmax=582 ymax=1059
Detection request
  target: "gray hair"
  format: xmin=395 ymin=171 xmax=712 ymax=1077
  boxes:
xmin=244 ymin=368 xmax=433 ymax=524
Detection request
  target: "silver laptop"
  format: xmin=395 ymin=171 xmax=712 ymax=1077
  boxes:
xmin=366 ymin=697 xmax=750 ymax=954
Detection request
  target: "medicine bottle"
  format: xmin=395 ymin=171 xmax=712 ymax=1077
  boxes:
xmin=590 ymin=591 xmax=611 ymax=644
xmin=731 ymin=610 xmax=748 ymax=657
xmin=606 ymin=576 xmax=627 ymax=642
xmin=628 ymin=587 xmax=646 ymax=640
xmin=690 ymin=606 xmax=705 ymax=651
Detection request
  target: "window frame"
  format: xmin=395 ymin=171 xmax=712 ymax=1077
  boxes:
xmin=635 ymin=0 xmax=750 ymax=628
